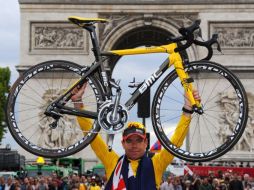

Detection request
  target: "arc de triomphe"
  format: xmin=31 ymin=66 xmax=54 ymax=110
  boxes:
xmin=17 ymin=0 xmax=254 ymax=169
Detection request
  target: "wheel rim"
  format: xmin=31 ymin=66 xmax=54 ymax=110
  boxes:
xmin=7 ymin=61 xmax=101 ymax=157
xmin=152 ymin=62 xmax=248 ymax=161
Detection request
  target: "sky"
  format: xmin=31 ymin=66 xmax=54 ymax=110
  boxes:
xmin=0 ymin=1 xmax=173 ymax=156
xmin=0 ymin=1 xmax=20 ymax=147
xmin=0 ymin=1 xmax=20 ymax=82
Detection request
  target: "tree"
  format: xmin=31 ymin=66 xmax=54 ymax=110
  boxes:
xmin=0 ymin=67 xmax=11 ymax=144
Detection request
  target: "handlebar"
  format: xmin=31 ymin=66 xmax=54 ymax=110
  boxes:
xmin=168 ymin=19 xmax=201 ymax=52
xmin=168 ymin=19 xmax=222 ymax=60
xmin=194 ymin=34 xmax=222 ymax=60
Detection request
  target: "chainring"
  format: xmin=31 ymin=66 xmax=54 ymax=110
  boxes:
xmin=98 ymin=100 xmax=128 ymax=134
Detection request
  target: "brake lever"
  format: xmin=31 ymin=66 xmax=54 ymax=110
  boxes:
xmin=196 ymin=28 xmax=204 ymax=41
xmin=214 ymin=41 xmax=222 ymax=53
xmin=211 ymin=34 xmax=223 ymax=54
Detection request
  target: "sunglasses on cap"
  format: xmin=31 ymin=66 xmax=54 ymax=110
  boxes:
xmin=122 ymin=126 xmax=146 ymax=140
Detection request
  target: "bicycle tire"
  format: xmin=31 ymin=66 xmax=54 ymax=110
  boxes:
xmin=151 ymin=61 xmax=248 ymax=162
xmin=6 ymin=60 xmax=104 ymax=158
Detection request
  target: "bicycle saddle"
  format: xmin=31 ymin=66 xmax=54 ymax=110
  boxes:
xmin=68 ymin=16 xmax=107 ymax=26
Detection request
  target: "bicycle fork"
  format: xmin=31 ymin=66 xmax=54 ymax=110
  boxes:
xmin=169 ymin=53 xmax=203 ymax=114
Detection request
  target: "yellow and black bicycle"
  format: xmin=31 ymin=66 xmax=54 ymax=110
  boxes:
xmin=6 ymin=17 xmax=248 ymax=161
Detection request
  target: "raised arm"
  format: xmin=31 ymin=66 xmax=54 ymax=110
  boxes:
xmin=71 ymin=84 xmax=119 ymax=179
xmin=152 ymin=90 xmax=200 ymax=185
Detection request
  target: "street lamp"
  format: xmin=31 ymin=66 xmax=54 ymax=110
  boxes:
xmin=36 ymin=157 xmax=45 ymax=176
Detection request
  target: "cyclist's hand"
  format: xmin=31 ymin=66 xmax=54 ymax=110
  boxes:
xmin=71 ymin=83 xmax=87 ymax=108
xmin=183 ymin=90 xmax=201 ymax=116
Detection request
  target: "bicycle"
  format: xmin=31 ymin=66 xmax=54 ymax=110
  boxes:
xmin=6 ymin=16 xmax=248 ymax=162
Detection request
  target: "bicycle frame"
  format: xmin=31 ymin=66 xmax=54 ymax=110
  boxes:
xmin=109 ymin=43 xmax=199 ymax=110
xmin=47 ymin=24 xmax=201 ymax=121
xmin=49 ymin=45 xmax=199 ymax=120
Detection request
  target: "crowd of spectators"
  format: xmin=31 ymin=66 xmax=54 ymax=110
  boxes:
xmin=0 ymin=172 xmax=106 ymax=190
xmin=160 ymin=171 xmax=254 ymax=190
xmin=0 ymin=170 xmax=254 ymax=190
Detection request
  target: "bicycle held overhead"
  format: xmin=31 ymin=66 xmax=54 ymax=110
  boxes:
xmin=6 ymin=17 xmax=248 ymax=162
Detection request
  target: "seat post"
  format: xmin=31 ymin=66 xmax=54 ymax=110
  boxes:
xmin=84 ymin=25 xmax=101 ymax=62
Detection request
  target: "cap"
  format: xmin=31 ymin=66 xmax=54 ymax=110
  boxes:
xmin=122 ymin=122 xmax=146 ymax=140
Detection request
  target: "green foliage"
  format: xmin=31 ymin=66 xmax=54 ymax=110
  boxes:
xmin=0 ymin=67 xmax=11 ymax=144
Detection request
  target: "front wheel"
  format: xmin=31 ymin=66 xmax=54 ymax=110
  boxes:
xmin=6 ymin=60 xmax=104 ymax=158
xmin=152 ymin=61 xmax=248 ymax=162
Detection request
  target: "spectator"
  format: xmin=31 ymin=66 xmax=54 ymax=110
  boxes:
xmin=4 ymin=177 xmax=15 ymax=190
xmin=68 ymin=174 xmax=79 ymax=190
xmin=59 ymin=177 xmax=68 ymax=190
xmin=208 ymin=172 xmax=215 ymax=185
xmin=0 ymin=177 xmax=5 ymax=190
xmin=221 ymin=172 xmax=231 ymax=190
xmin=20 ymin=177 xmax=31 ymax=190
xmin=51 ymin=173 xmax=61 ymax=188
xmin=48 ymin=179 xmax=59 ymax=190
xmin=228 ymin=173 xmax=243 ymax=190
xmin=192 ymin=177 xmax=201 ymax=190
xmin=212 ymin=178 xmax=220 ymax=190
xmin=183 ymin=180 xmax=193 ymax=190
xmin=172 ymin=177 xmax=182 ymax=190
xmin=217 ymin=171 xmax=224 ymax=181
xmin=79 ymin=175 xmax=87 ymax=190
xmin=28 ymin=177 xmax=38 ymax=190
xmin=37 ymin=177 xmax=48 ymax=190
xmin=13 ymin=178 xmax=21 ymax=190
xmin=100 ymin=175 xmax=107 ymax=190
xmin=242 ymin=174 xmax=252 ymax=190
xmin=84 ymin=176 xmax=92 ymax=190
xmin=160 ymin=176 xmax=174 ymax=190
xmin=199 ymin=177 xmax=213 ymax=190
xmin=89 ymin=176 xmax=100 ymax=190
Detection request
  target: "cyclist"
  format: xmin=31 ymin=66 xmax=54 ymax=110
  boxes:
xmin=71 ymin=84 xmax=200 ymax=190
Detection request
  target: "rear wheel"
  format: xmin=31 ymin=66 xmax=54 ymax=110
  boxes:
xmin=6 ymin=60 xmax=104 ymax=158
xmin=152 ymin=61 xmax=248 ymax=162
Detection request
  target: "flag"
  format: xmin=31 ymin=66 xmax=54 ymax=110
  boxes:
xmin=150 ymin=140 xmax=162 ymax=153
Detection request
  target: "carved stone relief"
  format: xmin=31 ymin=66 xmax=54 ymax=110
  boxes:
xmin=210 ymin=22 xmax=254 ymax=54
xmin=218 ymin=91 xmax=254 ymax=152
xmin=37 ymin=88 xmax=84 ymax=148
xmin=30 ymin=22 xmax=89 ymax=54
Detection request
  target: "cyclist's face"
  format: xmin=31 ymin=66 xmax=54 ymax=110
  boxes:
xmin=122 ymin=135 xmax=147 ymax=160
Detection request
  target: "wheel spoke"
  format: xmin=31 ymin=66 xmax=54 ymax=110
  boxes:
xmin=161 ymin=115 xmax=181 ymax=124
xmin=201 ymin=115 xmax=218 ymax=149
xmin=21 ymin=115 xmax=48 ymax=132
xmin=17 ymin=113 xmax=44 ymax=124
